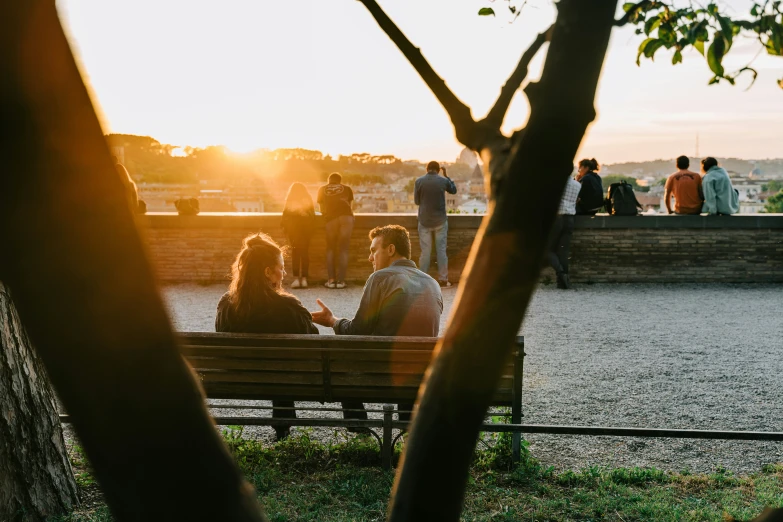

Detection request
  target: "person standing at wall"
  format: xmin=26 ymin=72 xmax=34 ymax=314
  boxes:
xmin=113 ymin=155 xmax=140 ymax=214
xmin=664 ymin=156 xmax=703 ymax=215
xmin=701 ymin=157 xmax=740 ymax=215
xmin=281 ymin=182 xmax=316 ymax=288
xmin=575 ymin=158 xmax=604 ymax=216
xmin=414 ymin=161 xmax=457 ymax=287
xmin=548 ymin=176 xmax=581 ymax=289
xmin=317 ymin=173 xmax=354 ymax=289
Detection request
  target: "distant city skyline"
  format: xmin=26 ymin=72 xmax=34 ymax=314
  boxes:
xmin=58 ymin=1 xmax=783 ymax=164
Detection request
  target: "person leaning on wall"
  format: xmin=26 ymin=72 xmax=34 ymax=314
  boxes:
xmin=664 ymin=155 xmax=703 ymax=215
xmin=700 ymin=157 xmax=739 ymax=216
xmin=574 ymin=158 xmax=604 ymax=216
xmin=113 ymin=155 xmax=145 ymax=214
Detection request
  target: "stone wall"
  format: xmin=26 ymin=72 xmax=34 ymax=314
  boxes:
xmin=141 ymin=213 xmax=783 ymax=284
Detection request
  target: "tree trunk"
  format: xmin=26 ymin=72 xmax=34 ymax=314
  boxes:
xmin=388 ymin=1 xmax=619 ymax=520
xmin=0 ymin=282 xmax=79 ymax=521
xmin=0 ymin=3 xmax=265 ymax=520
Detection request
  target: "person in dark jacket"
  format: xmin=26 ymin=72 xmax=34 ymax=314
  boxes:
xmin=215 ymin=232 xmax=318 ymax=441
xmin=575 ymin=158 xmax=604 ymax=215
xmin=317 ymin=172 xmax=354 ymax=289
xmin=281 ymin=182 xmax=316 ymax=288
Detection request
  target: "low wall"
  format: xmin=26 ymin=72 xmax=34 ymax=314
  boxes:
xmin=142 ymin=213 xmax=783 ymax=284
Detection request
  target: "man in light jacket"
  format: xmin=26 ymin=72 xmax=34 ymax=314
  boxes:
xmin=701 ymin=157 xmax=739 ymax=215
xmin=312 ymin=225 xmax=442 ymax=428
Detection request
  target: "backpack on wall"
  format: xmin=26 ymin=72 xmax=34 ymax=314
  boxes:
xmin=605 ymin=181 xmax=642 ymax=216
xmin=175 ymin=197 xmax=200 ymax=216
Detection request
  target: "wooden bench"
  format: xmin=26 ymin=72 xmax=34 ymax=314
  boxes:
xmin=180 ymin=333 xmax=525 ymax=469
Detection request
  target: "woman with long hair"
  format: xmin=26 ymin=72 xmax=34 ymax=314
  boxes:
xmin=281 ymin=182 xmax=316 ymax=288
xmin=575 ymin=158 xmax=604 ymax=215
xmin=215 ymin=232 xmax=318 ymax=440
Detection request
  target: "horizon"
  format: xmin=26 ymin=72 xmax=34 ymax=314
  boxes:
xmin=59 ymin=1 xmax=782 ymax=164
xmin=106 ymin=133 xmax=783 ymax=167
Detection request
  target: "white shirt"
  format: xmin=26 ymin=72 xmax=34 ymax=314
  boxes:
xmin=558 ymin=178 xmax=581 ymax=215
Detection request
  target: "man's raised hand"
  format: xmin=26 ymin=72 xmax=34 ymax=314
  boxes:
xmin=311 ymin=299 xmax=336 ymax=327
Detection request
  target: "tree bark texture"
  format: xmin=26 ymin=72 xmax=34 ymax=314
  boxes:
xmin=0 ymin=3 xmax=265 ymax=521
xmin=388 ymin=1 xmax=619 ymax=520
xmin=0 ymin=282 xmax=79 ymax=521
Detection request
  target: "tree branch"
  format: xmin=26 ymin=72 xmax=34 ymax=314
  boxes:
xmin=614 ymin=0 xmax=659 ymax=26
xmin=387 ymin=1 xmax=619 ymax=520
xmin=357 ymin=0 xmax=481 ymax=147
xmin=483 ymin=25 xmax=553 ymax=129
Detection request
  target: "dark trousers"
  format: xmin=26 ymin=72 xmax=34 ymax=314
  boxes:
xmin=548 ymin=214 xmax=575 ymax=275
xmin=273 ymin=399 xmax=296 ymax=435
xmin=341 ymin=401 xmax=415 ymax=424
xmin=290 ymin=239 xmax=311 ymax=277
xmin=325 ymin=216 xmax=354 ymax=281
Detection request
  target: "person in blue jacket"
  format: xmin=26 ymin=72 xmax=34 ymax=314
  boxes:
xmin=701 ymin=157 xmax=739 ymax=215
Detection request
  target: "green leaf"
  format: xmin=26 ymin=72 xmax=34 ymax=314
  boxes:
xmin=658 ymin=24 xmax=677 ymax=46
xmin=645 ymin=15 xmax=662 ymax=35
xmin=707 ymin=32 xmax=726 ymax=76
xmin=644 ymin=39 xmax=665 ymax=60
xmin=687 ymin=20 xmax=709 ymax=43
xmin=694 ymin=39 xmax=705 ymax=55
xmin=478 ymin=7 xmax=495 ymax=16
xmin=770 ymin=28 xmax=783 ymax=55
xmin=672 ymin=49 xmax=683 ymax=64
xmin=751 ymin=4 xmax=759 ymax=16
xmin=636 ymin=37 xmax=655 ymax=65
xmin=717 ymin=15 xmax=734 ymax=47
xmin=623 ymin=2 xmax=637 ymax=12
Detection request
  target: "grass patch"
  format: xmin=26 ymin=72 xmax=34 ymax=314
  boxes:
xmin=58 ymin=428 xmax=783 ymax=521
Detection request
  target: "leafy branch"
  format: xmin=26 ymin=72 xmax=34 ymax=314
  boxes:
xmin=478 ymin=1 xmax=783 ymax=89
xmin=621 ymin=1 xmax=783 ymax=88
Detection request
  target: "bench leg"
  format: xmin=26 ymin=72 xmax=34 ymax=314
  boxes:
xmin=511 ymin=338 xmax=525 ymax=464
xmin=511 ymin=431 xmax=521 ymax=464
xmin=382 ymin=404 xmax=393 ymax=470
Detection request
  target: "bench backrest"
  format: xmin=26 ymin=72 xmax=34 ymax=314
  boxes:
xmin=180 ymin=333 xmax=524 ymax=406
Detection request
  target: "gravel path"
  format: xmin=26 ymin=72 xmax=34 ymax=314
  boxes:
xmin=160 ymin=282 xmax=783 ymax=473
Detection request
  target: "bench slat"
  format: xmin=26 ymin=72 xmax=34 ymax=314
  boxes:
xmin=198 ymin=371 xmax=323 ymax=386
xmin=331 ymin=374 xmax=514 ymax=390
xmin=202 ymin=383 xmax=328 ymax=400
xmin=180 ymin=333 xmax=439 ymax=350
xmin=201 ymin=383 xmax=513 ymax=404
xmin=182 ymin=347 xmax=437 ymax=362
xmin=187 ymin=358 xmax=323 ymax=372
xmin=329 ymin=360 xmax=514 ymax=375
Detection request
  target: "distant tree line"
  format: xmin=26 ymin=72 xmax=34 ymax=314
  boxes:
xmin=105 ymin=134 xmax=428 ymax=186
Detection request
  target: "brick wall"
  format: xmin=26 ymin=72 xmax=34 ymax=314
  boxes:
xmin=142 ymin=213 xmax=783 ymax=284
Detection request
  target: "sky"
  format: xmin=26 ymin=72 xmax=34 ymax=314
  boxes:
xmin=57 ymin=0 xmax=783 ymax=164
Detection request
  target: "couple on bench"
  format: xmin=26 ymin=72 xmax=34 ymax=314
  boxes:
xmin=215 ymin=225 xmax=444 ymax=440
